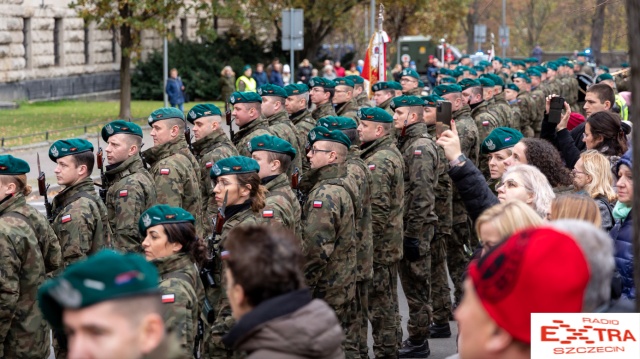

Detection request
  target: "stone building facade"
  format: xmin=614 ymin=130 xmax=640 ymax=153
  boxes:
xmin=0 ymin=0 xmax=207 ymax=102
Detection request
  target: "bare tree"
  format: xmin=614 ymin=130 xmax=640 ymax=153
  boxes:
xmin=590 ymin=0 xmax=607 ymax=63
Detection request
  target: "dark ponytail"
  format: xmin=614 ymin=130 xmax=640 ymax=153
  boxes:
xmin=163 ymin=222 xmax=209 ymax=268
xmin=587 ymin=112 xmax=628 ymax=156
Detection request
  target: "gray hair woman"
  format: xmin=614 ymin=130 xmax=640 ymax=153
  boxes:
xmin=497 ymin=164 xmax=556 ymax=218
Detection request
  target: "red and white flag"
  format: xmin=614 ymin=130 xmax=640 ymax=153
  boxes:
xmin=362 ymin=16 xmax=389 ymax=94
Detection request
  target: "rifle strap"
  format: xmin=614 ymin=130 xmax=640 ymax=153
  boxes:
xmin=52 ymin=192 xmax=99 ymax=220
xmin=0 ymin=211 xmax=37 ymax=238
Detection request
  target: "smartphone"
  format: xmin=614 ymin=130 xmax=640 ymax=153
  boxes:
xmin=436 ymin=100 xmax=452 ymax=137
xmin=548 ymin=96 xmax=565 ymax=124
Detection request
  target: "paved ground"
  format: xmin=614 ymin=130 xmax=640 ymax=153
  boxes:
xmin=5 ymin=121 xmax=459 ymax=359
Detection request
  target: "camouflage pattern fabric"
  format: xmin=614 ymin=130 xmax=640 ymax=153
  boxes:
xmin=51 ymin=177 xmax=109 ymax=274
xmin=262 ymin=172 xmax=302 ymax=237
xmin=105 ymin=155 xmax=157 ymax=253
xmin=471 ymin=100 xmax=501 ymax=142
xmin=510 ymin=102 xmax=522 ymax=130
xmin=0 ymin=195 xmax=49 ymax=359
xmin=335 ymin=99 xmax=360 ymax=124
xmin=232 ymin=116 xmax=272 ymax=158
xmin=403 ymin=87 xmax=422 ymax=96
xmin=266 ymin=110 xmax=304 ymax=176
xmin=530 ymin=87 xmax=546 ymax=137
xmin=397 ymin=122 xmax=439 ymax=340
xmin=192 ymin=130 xmax=238 ymax=240
xmin=355 ymin=92 xmax=372 ymax=108
xmin=143 ymin=136 xmax=204 ymax=238
xmin=517 ymin=92 xmax=536 ymax=138
xmin=311 ymin=102 xmax=337 ymax=120
xmin=491 ymin=91 xmax=513 ymax=128
xmin=290 ymin=109 xmax=316 ymax=173
xmin=452 ymin=104 xmax=480 ymax=167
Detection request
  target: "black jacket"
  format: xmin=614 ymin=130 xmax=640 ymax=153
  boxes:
xmin=540 ymin=113 xmax=583 ymax=169
xmin=448 ymin=160 xmax=500 ymax=223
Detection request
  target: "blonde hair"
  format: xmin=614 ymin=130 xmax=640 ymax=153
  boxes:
xmin=503 ymin=165 xmax=555 ymax=218
xmin=0 ymin=174 xmax=32 ymax=196
xmin=221 ymin=66 xmax=234 ymax=76
xmin=580 ymin=150 xmax=617 ymax=203
xmin=549 ymin=194 xmax=602 ymax=228
xmin=475 ymin=201 xmax=543 ymax=244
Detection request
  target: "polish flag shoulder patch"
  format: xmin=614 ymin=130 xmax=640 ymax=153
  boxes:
xmin=160 ymin=168 xmax=170 ymax=175
xmin=205 ymin=162 xmax=213 ymax=169
xmin=414 ymin=150 xmax=422 ymax=156
xmin=482 ymin=121 xmax=489 ymax=126
xmin=119 ymin=190 xmax=128 ymax=197
xmin=220 ymin=250 xmax=230 ymax=260
xmin=61 ymin=214 xmax=72 ymax=223
xmin=313 ymin=200 xmax=323 ymax=208
xmin=368 ymin=164 xmax=376 ymax=171
xmin=162 ymin=294 xmax=175 ymax=303
xmin=262 ymin=210 xmax=274 ymax=218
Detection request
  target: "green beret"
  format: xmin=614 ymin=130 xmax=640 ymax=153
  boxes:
xmin=546 ymin=62 xmax=559 ymax=71
xmin=477 ymin=77 xmax=495 ymax=88
xmin=526 ymin=69 xmax=542 ymax=78
xmin=243 ymin=65 xmax=251 ymax=72
xmin=468 ymin=68 xmax=478 ymax=76
xmin=457 ymin=65 xmax=470 ymax=72
xmin=102 ymin=120 xmax=143 ymax=141
xmin=357 ymin=107 xmax=393 ymax=123
xmin=512 ymin=72 xmax=531 ymax=83
xmin=598 ymin=65 xmax=609 ymax=73
xmin=248 ymin=134 xmax=297 ymax=159
xmin=483 ymin=73 xmax=504 ymax=86
xmin=473 ymin=65 xmax=485 ymax=72
xmin=401 ymin=68 xmax=420 ymax=80
xmin=576 ymin=61 xmax=585 ymax=66
xmin=504 ymin=58 xmax=512 ymax=64
xmin=418 ymin=80 xmax=425 ymax=88
xmin=344 ymin=75 xmax=365 ymax=85
xmin=505 ymin=83 xmax=520 ymax=92
xmin=308 ymin=126 xmax=351 ymax=148
xmin=422 ymin=95 xmax=444 ymax=108
xmin=38 ymin=250 xmax=160 ymax=330
xmin=371 ymin=81 xmax=402 ymax=92
xmin=481 ymin=127 xmax=524 ymax=154
xmin=138 ymin=204 xmax=195 ymax=236
xmin=493 ymin=56 xmax=503 ymax=63
xmin=438 ymin=68 xmax=452 ymax=76
xmin=439 ymin=77 xmax=457 ymax=84
xmin=49 ymin=138 xmax=94 ymax=162
xmin=503 ymin=64 xmax=511 ymax=69
xmin=478 ymin=60 xmax=492 ymax=67
xmin=210 ymin=156 xmax=260 ymax=179
xmin=458 ymin=79 xmax=481 ymax=91
xmin=461 ymin=55 xmax=470 ymax=59
xmin=147 ymin=107 xmax=185 ymax=126
xmin=451 ymin=59 xmax=460 ymax=65
xmin=187 ymin=104 xmax=222 ymax=124
xmin=525 ymin=57 xmax=538 ymax=63
xmin=257 ymin=84 xmax=287 ymax=98
xmin=621 ymin=62 xmax=629 ymax=68
xmin=451 ymin=69 xmax=463 ymax=78
xmin=229 ymin=91 xmax=262 ymax=104
xmin=284 ymin=83 xmax=309 ymax=96
xmin=576 ymin=52 xmax=588 ymax=57
xmin=0 ymin=155 xmax=30 ymax=175
xmin=596 ymin=73 xmax=614 ymax=83
xmin=557 ymin=56 xmax=570 ymax=61
xmin=433 ymin=84 xmax=462 ymax=96
xmin=318 ymin=116 xmax=358 ymax=131
xmin=391 ymin=95 xmax=424 ymax=110
xmin=533 ymin=65 xmax=548 ymax=73
xmin=309 ymin=77 xmax=336 ymax=89
xmin=334 ymin=77 xmax=355 ymax=88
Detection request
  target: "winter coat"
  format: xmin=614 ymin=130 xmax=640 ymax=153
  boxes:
xmin=448 ymin=160 xmax=499 ymax=223
xmin=253 ymin=71 xmax=269 ymax=87
xmin=166 ymin=77 xmax=184 ymax=106
xmin=611 ymin=210 xmax=635 ymax=299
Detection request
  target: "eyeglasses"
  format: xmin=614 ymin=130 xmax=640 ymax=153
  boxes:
xmin=309 ymin=147 xmax=333 ymax=155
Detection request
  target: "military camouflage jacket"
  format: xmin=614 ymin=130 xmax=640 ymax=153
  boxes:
xmin=510 ymin=102 xmax=522 ymax=131
xmin=346 ymin=146 xmax=373 ymax=282
xmin=267 ymin=110 xmax=304 ymax=175
xmin=397 ymin=122 xmax=438 ymax=255
xmin=403 ymin=87 xmax=422 ymax=96
xmin=9 ymin=192 xmax=61 ymax=274
xmin=355 ymin=92 xmax=372 ymax=108
xmin=290 ymin=109 xmax=316 ymax=173
xmin=193 ymin=130 xmax=238 ymax=239
xmin=452 ymin=104 xmax=480 ymax=167
xmin=492 ymin=92 xmax=513 ymax=128
xmin=262 ymin=173 xmax=302 ymax=237
xmin=517 ymin=92 xmax=536 ymax=137
xmin=299 ymin=164 xmax=356 ymax=308
xmin=0 ymin=195 xmax=50 ymax=359
xmin=530 ymin=87 xmax=546 ymax=137
xmin=143 ymin=136 xmax=203 ymax=237
xmin=360 ymin=135 xmax=404 ymax=265
xmin=311 ymin=102 xmax=337 ymax=120
xmin=51 ymin=177 xmax=109 ymax=272
xmin=427 ymin=124 xmax=453 ymax=236
xmin=154 ymin=253 xmax=204 ymax=355
xmin=335 ymin=99 xmax=360 ymax=123
xmin=106 ymin=155 xmax=157 ymax=253
xmin=233 ymin=116 xmax=272 ymax=157
xmin=220 ymin=202 xmax=262 ymax=247
xmin=377 ymin=97 xmax=395 ymax=117
xmin=471 ymin=100 xmax=501 ymax=141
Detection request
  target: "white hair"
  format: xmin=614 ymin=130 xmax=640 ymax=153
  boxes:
xmin=503 ymin=164 xmax=555 ymax=218
xmin=549 ymin=220 xmax=615 ymax=312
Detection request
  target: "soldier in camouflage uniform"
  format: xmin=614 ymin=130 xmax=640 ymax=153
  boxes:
xmin=0 ymin=156 xmax=50 ymax=359
xmin=484 ymin=73 xmax=513 ymax=128
xmin=208 ymin=156 xmax=264 ymax=357
xmin=433 ymin=84 xmax=478 ymax=308
xmin=333 ymin=77 xmax=360 ymax=123
xmin=258 ymin=84 xmax=304 ymax=175
xmin=142 ymin=108 xmax=204 ymax=238
xmin=318 ymin=116 xmax=373 ymax=359
xmin=229 ymin=92 xmax=273 ymax=157
xmin=357 ymin=108 xmax=404 ymax=357
xmin=346 ymin=75 xmax=372 ymax=108
xmin=309 ymin=77 xmax=338 ymax=120
xmin=299 ymin=127 xmax=358 ymax=358
xmin=284 ymin=84 xmax=316 ymax=172
xmin=187 ymin=104 xmax=238 ymax=241
xmin=512 ymin=73 xmax=536 ymax=137
xmin=400 ymin=68 xmax=423 ymax=96
xmin=249 ymin=134 xmax=301 ymax=236
xmin=527 ymin=69 xmax=547 ymax=137
xmin=102 ymin=120 xmax=157 ymax=253
xmin=392 ymin=96 xmax=439 ymax=358
xmin=372 ymin=81 xmax=402 ymax=117
xmin=504 ymin=83 xmax=522 ymax=130
xmin=139 ymin=205 xmax=208 ymax=356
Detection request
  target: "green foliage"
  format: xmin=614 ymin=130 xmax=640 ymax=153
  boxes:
xmin=132 ymin=36 xmax=287 ymax=101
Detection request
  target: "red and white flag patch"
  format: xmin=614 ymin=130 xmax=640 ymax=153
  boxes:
xmin=414 ymin=150 xmax=422 ymax=156
xmin=61 ymin=214 xmax=72 ymax=224
xmin=206 ymin=162 xmax=213 ymax=169
xmin=368 ymin=164 xmax=376 ymax=171
xmin=482 ymin=121 xmax=489 ymax=126
xmin=313 ymin=200 xmax=323 ymax=208
xmin=162 ymin=294 xmax=175 ymax=303
xmin=160 ymin=168 xmax=170 ymax=175
xmin=262 ymin=210 xmax=274 ymax=218
xmin=220 ymin=250 xmax=230 ymax=260
xmin=119 ymin=190 xmax=128 ymax=197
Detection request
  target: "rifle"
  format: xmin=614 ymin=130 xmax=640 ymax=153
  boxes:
xmin=185 ymin=121 xmax=194 ymax=155
xmin=291 ymin=167 xmax=307 ymax=208
xmin=96 ymin=135 xmax=109 ymax=203
xmin=36 ymin=153 xmax=54 ymax=223
xmin=199 ymin=190 xmax=227 ymax=324
xmin=225 ymin=102 xmax=235 ymax=142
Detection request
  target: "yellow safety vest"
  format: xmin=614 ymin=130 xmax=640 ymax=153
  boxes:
xmin=235 ymin=76 xmax=257 ymax=92
xmin=615 ymin=94 xmax=628 ymax=122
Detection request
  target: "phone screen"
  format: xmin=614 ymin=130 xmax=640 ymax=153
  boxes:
xmin=436 ymin=100 xmax=452 ymax=137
